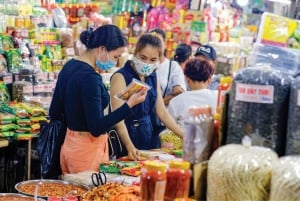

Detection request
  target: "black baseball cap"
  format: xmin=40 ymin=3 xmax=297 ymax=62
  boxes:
xmin=194 ymin=45 xmax=217 ymax=61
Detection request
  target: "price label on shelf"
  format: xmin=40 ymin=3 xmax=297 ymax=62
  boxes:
xmin=3 ymin=74 xmax=13 ymax=84
xmin=235 ymin=83 xmax=274 ymax=104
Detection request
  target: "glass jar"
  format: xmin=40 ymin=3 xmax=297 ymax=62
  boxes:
xmin=165 ymin=160 xmax=191 ymax=201
xmin=140 ymin=161 xmax=167 ymax=201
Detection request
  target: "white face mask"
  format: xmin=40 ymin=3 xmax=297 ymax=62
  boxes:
xmin=132 ymin=56 xmax=158 ymax=76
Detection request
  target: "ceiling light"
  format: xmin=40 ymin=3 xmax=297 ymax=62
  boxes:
xmin=236 ymin=0 xmax=249 ymax=7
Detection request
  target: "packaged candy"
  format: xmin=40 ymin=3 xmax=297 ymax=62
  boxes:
xmin=115 ymin=78 xmax=151 ymax=101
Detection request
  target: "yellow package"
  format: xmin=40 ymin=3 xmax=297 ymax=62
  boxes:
xmin=159 ymin=129 xmax=183 ymax=150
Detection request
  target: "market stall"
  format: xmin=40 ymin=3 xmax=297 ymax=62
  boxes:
xmin=0 ymin=0 xmax=299 ymax=200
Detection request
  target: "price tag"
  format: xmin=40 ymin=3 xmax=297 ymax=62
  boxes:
xmin=33 ymin=84 xmax=44 ymax=93
xmin=3 ymin=75 xmax=13 ymax=84
xmin=35 ymin=73 xmax=48 ymax=81
xmin=43 ymin=83 xmax=53 ymax=93
xmin=235 ymin=83 xmax=274 ymax=104
xmin=23 ymin=85 xmax=33 ymax=94
xmin=48 ymin=72 xmax=55 ymax=80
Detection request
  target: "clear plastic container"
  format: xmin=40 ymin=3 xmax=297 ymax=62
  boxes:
xmin=183 ymin=106 xmax=214 ymax=164
xmin=165 ymin=160 xmax=191 ymax=201
xmin=140 ymin=161 xmax=167 ymax=201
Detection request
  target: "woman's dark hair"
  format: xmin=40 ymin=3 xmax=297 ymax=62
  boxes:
xmin=149 ymin=28 xmax=166 ymax=40
xmin=174 ymin=43 xmax=192 ymax=64
xmin=184 ymin=58 xmax=214 ymax=82
xmin=134 ymin=33 xmax=163 ymax=57
xmin=80 ymin=24 xmax=127 ymax=51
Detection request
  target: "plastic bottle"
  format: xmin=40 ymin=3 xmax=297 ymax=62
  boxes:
xmin=165 ymin=160 xmax=191 ymax=201
xmin=140 ymin=161 xmax=167 ymax=201
xmin=217 ymin=76 xmax=233 ymax=109
xmin=211 ymin=112 xmax=221 ymax=154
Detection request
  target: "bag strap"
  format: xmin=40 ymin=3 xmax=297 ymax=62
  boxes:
xmin=162 ymin=59 xmax=172 ymax=98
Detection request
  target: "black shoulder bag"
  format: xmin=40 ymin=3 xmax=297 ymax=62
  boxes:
xmin=37 ymin=67 xmax=79 ymax=179
xmin=107 ymin=105 xmax=124 ymax=160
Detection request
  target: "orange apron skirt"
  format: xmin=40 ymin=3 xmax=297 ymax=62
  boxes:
xmin=60 ymin=128 xmax=108 ymax=174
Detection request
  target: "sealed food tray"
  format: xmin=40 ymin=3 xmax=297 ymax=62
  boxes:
xmin=0 ymin=193 xmax=46 ymax=201
xmin=15 ymin=179 xmax=90 ymax=199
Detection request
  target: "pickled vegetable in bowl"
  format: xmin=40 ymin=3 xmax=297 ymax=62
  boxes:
xmin=15 ymin=180 xmax=89 ymax=198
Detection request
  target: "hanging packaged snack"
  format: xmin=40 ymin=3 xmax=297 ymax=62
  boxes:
xmin=5 ymin=48 xmax=22 ymax=73
xmin=115 ymin=78 xmax=151 ymax=101
xmin=286 ymin=76 xmax=300 ymax=155
xmin=226 ymin=66 xmax=292 ymax=156
xmin=207 ymin=137 xmax=278 ymax=201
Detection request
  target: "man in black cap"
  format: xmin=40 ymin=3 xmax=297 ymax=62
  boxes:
xmin=194 ymin=44 xmax=220 ymax=90
xmin=194 ymin=44 xmax=217 ymax=68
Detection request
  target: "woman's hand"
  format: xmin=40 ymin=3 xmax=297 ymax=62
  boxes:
xmin=126 ymin=87 xmax=148 ymax=108
xmin=172 ymin=85 xmax=185 ymax=96
xmin=126 ymin=145 xmax=140 ymax=161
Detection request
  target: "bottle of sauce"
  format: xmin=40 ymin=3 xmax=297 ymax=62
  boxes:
xmin=165 ymin=160 xmax=191 ymax=201
xmin=140 ymin=161 xmax=167 ymax=201
xmin=217 ymin=76 xmax=232 ymax=109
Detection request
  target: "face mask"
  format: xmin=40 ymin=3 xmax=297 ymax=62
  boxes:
xmin=132 ymin=56 xmax=158 ymax=76
xmin=96 ymin=50 xmax=116 ymax=71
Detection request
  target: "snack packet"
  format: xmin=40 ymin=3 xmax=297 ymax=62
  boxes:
xmin=159 ymin=129 xmax=183 ymax=150
xmin=115 ymin=78 xmax=151 ymax=101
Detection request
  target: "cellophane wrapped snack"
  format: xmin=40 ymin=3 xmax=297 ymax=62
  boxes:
xmin=115 ymin=78 xmax=151 ymax=101
xmin=226 ymin=67 xmax=292 ymax=156
xmin=286 ymin=77 xmax=300 ymax=155
xmin=207 ymin=143 xmax=278 ymax=201
xmin=269 ymin=156 xmax=300 ymax=201
xmin=159 ymin=129 xmax=182 ymax=150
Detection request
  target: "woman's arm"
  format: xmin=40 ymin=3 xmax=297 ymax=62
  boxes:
xmin=110 ymin=73 xmax=140 ymax=160
xmin=156 ymin=79 xmax=184 ymax=138
xmin=163 ymin=61 xmax=186 ymax=105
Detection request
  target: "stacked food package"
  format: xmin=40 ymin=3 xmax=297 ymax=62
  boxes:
xmin=0 ymin=102 xmax=47 ymax=139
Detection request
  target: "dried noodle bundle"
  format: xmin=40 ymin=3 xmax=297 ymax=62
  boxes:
xmin=270 ymin=156 xmax=300 ymax=201
xmin=207 ymin=144 xmax=278 ymax=201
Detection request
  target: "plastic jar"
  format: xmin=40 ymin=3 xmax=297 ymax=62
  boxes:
xmin=140 ymin=161 xmax=167 ymax=201
xmin=165 ymin=160 xmax=191 ymax=201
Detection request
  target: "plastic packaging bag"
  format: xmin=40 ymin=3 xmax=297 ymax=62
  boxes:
xmin=115 ymin=78 xmax=151 ymax=101
xmin=159 ymin=129 xmax=182 ymax=150
xmin=286 ymin=76 xmax=300 ymax=155
xmin=226 ymin=66 xmax=292 ymax=156
xmin=183 ymin=106 xmax=214 ymax=164
xmin=269 ymin=156 xmax=300 ymax=201
xmin=248 ymin=43 xmax=300 ymax=76
xmin=207 ymin=141 xmax=278 ymax=201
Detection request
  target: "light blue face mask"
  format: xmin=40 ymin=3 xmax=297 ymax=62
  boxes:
xmin=96 ymin=50 xmax=116 ymax=71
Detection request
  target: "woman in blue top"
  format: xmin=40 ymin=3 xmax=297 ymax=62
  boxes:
xmin=49 ymin=25 xmax=147 ymax=174
xmin=110 ymin=34 xmax=183 ymax=160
